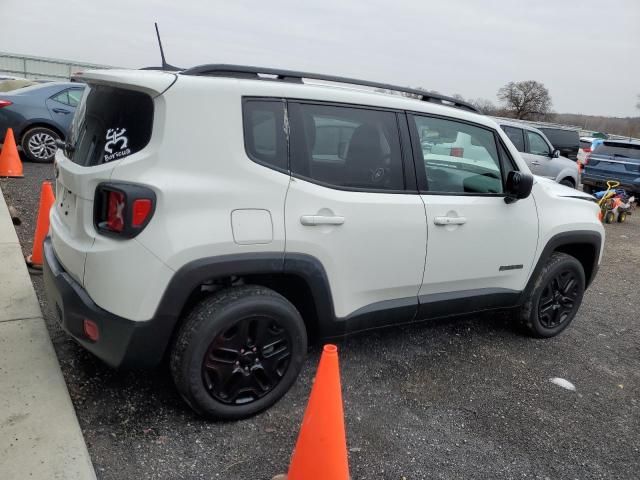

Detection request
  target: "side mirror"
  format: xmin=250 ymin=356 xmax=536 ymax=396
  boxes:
xmin=504 ymin=170 xmax=534 ymax=204
xmin=552 ymin=149 xmax=560 ymax=158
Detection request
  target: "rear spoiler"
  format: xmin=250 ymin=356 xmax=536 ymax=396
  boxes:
xmin=72 ymin=69 xmax=177 ymax=97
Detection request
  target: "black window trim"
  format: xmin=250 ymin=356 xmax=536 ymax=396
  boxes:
xmin=406 ymin=111 xmax=516 ymax=197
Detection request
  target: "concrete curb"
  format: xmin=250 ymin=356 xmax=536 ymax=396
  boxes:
xmin=0 ymin=184 xmax=96 ymax=479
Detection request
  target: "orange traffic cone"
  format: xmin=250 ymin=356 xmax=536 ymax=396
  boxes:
xmin=26 ymin=181 xmax=55 ymax=269
xmin=287 ymin=344 xmax=349 ymax=480
xmin=0 ymin=128 xmax=24 ymax=178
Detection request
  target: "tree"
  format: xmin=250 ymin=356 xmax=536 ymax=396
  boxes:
xmin=497 ymin=80 xmax=552 ymax=120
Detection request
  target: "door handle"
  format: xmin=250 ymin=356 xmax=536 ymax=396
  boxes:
xmin=434 ymin=216 xmax=466 ymax=226
xmin=52 ymin=108 xmax=70 ymax=114
xmin=300 ymin=215 xmax=345 ymax=226
xmin=531 ymin=161 xmax=541 ymax=165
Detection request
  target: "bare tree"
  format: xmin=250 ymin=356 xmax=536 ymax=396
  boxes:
xmin=497 ymin=80 xmax=552 ymax=120
xmin=468 ymin=98 xmax=499 ymax=115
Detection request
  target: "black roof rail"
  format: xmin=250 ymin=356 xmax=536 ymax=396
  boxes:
xmin=181 ymin=64 xmax=480 ymax=113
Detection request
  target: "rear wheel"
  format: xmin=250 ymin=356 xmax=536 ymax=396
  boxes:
xmin=517 ymin=252 xmax=585 ymax=338
xmin=604 ymin=211 xmax=615 ymax=224
xmin=170 ymin=285 xmax=307 ymax=420
xmin=618 ymin=211 xmax=627 ymax=223
xmin=21 ymin=127 xmax=59 ymax=163
xmin=560 ymin=178 xmax=575 ymax=188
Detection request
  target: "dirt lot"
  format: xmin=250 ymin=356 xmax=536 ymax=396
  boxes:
xmin=2 ymin=162 xmax=639 ymax=480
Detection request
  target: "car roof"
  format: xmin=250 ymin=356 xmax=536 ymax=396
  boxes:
xmin=494 ymin=118 xmax=546 ymax=135
xmin=600 ymin=139 xmax=640 ymax=147
xmin=5 ymin=81 xmax=81 ymax=95
xmin=78 ymin=68 xmax=503 ymax=131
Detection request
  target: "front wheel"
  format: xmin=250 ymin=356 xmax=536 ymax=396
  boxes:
xmin=170 ymin=285 xmax=307 ymax=420
xmin=517 ymin=252 xmax=585 ymax=338
xmin=21 ymin=127 xmax=60 ymax=163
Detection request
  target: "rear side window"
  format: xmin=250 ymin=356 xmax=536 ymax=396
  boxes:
xmin=242 ymin=99 xmax=287 ymax=171
xmin=502 ymin=125 xmax=525 ymax=152
xmin=539 ymin=128 xmax=578 ymax=148
xmin=51 ymin=89 xmax=83 ymax=107
xmin=289 ymin=103 xmax=404 ymax=191
xmin=411 ymin=115 xmax=503 ymax=194
xmin=69 ymin=85 xmax=153 ymax=166
xmin=593 ymin=142 xmax=640 ymax=160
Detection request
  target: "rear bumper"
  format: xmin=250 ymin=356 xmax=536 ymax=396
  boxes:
xmin=43 ymin=237 xmax=172 ymax=368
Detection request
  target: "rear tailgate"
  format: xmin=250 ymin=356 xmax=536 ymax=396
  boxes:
xmin=51 ymin=70 xmax=176 ymax=285
xmin=584 ymin=142 xmax=640 ymax=189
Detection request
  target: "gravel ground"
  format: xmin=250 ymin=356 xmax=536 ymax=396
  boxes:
xmin=2 ymin=161 xmax=639 ymax=480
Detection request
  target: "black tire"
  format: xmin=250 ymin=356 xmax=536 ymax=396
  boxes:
xmin=170 ymin=285 xmax=307 ymax=420
xmin=582 ymin=184 xmax=593 ymax=194
xmin=560 ymin=178 xmax=575 ymax=188
xmin=518 ymin=252 xmax=585 ymax=338
xmin=21 ymin=126 xmax=60 ymax=163
xmin=604 ymin=211 xmax=615 ymax=224
xmin=617 ymin=211 xmax=627 ymax=223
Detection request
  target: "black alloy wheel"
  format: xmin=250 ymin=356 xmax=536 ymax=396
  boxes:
xmin=202 ymin=315 xmax=292 ymax=405
xmin=537 ymin=271 xmax=580 ymax=329
xmin=170 ymin=285 xmax=307 ymax=420
xmin=518 ymin=252 xmax=585 ymax=338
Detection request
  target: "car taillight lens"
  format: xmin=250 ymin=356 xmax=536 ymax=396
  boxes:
xmin=583 ymin=153 xmax=590 ymax=166
xmin=583 ymin=147 xmax=592 ymax=153
xmin=106 ymin=191 xmax=125 ymax=232
xmin=95 ymin=183 xmax=156 ymax=238
xmin=450 ymin=147 xmax=464 ymax=157
xmin=0 ymin=100 xmax=12 ymax=108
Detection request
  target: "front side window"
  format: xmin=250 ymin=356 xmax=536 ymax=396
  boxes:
xmin=412 ymin=115 xmax=503 ymax=194
xmin=289 ymin=103 xmax=404 ymax=190
xmin=502 ymin=125 xmax=525 ymax=152
xmin=242 ymin=99 xmax=287 ymax=171
xmin=526 ymin=131 xmax=551 ymax=156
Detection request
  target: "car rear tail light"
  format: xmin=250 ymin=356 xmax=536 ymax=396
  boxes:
xmin=83 ymin=319 xmax=99 ymax=341
xmin=0 ymin=100 xmax=12 ymax=108
xmin=106 ymin=191 xmax=125 ymax=232
xmin=583 ymin=153 xmax=590 ymax=166
xmin=450 ymin=147 xmax=464 ymax=157
xmin=95 ymin=183 xmax=156 ymax=238
xmin=583 ymin=147 xmax=592 ymax=153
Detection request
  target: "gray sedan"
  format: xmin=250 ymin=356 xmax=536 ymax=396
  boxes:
xmin=0 ymin=82 xmax=85 ymax=162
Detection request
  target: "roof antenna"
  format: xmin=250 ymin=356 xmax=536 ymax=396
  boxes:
xmin=148 ymin=22 xmax=181 ymax=71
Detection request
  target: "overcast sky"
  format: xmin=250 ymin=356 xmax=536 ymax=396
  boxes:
xmin=2 ymin=0 xmax=639 ymax=116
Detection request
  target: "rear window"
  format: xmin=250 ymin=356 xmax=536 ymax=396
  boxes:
xmin=69 ymin=85 xmax=154 ymax=166
xmin=580 ymin=140 xmax=592 ymax=149
xmin=593 ymin=142 xmax=640 ymax=160
xmin=539 ymin=128 xmax=578 ymax=148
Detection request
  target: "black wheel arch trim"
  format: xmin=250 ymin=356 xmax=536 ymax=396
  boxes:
xmin=520 ymin=229 xmax=602 ymax=303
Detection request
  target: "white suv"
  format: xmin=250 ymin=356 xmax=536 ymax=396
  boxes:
xmin=44 ymin=65 xmax=604 ymax=419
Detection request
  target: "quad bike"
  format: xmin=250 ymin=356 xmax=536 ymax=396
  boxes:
xmin=595 ymin=181 xmax=636 ymax=224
